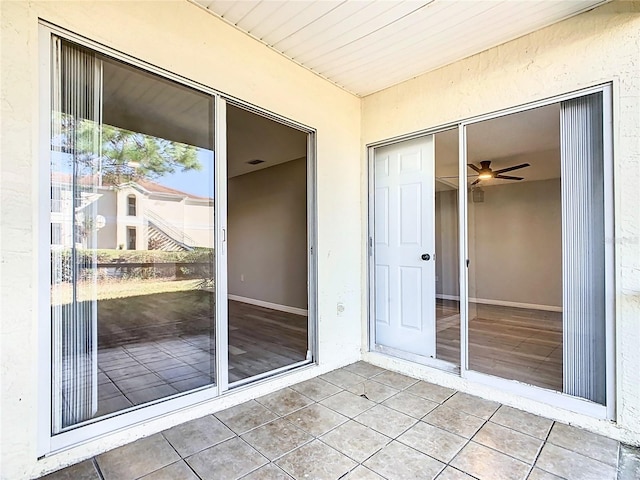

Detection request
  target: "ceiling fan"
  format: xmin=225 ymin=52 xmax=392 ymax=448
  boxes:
xmin=468 ymin=160 xmax=530 ymax=186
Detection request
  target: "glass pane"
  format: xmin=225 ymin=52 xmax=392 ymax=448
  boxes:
xmin=226 ymin=104 xmax=309 ymax=383
xmin=434 ymin=128 xmax=460 ymax=366
xmin=466 ymin=104 xmax=563 ymax=391
xmin=51 ymin=38 xmax=215 ymax=432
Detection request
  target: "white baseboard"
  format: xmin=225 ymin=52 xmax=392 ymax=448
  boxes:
xmin=436 ymin=294 xmax=562 ymax=313
xmin=228 ymin=294 xmax=308 ymax=316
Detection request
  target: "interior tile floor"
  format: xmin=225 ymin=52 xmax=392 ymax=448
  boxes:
xmin=43 ymin=362 xmax=621 ymax=480
xmin=436 ymin=300 xmax=563 ymax=391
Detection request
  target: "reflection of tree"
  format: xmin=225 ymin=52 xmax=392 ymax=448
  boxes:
xmin=53 ymin=115 xmax=201 ymax=184
xmin=100 ymin=125 xmax=201 ymax=184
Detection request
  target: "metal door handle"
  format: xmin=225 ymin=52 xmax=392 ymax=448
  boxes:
xmin=421 ymin=253 xmax=430 ymax=261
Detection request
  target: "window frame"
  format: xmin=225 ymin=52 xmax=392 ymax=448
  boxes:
xmin=37 ymin=22 xmax=319 ymax=456
xmin=127 ymin=194 xmax=137 ymax=216
xmin=366 ymin=82 xmax=616 ymax=421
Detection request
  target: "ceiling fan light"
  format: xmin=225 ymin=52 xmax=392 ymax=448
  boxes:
xmin=478 ymin=172 xmax=492 ymax=180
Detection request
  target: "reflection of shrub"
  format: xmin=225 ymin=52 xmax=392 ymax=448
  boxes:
xmin=51 ymin=248 xmax=214 ymax=282
xmin=147 ymin=238 xmax=163 ymax=250
xmin=53 ymin=249 xmax=98 ymax=283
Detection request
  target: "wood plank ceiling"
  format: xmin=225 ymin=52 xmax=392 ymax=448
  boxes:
xmin=194 ymin=0 xmax=607 ymax=97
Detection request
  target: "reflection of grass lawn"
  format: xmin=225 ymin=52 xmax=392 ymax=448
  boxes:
xmin=53 ymin=279 xmax=208 ymax=303
xmin=97 ymin=287 xmax=214 ymax=347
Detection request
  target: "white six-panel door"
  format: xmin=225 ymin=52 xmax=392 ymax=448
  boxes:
xmin=374 ymin=136 xmax=436 ymax=358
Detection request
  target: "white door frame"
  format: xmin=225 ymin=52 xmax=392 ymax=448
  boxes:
xmin=367 ymin=82 xmax=616 ymax=421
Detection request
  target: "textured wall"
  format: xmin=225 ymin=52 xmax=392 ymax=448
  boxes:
xmin=362 ymin=0 xmax=640 ymax=445
xmin=0 ymin=1 xmax=361 ymax=477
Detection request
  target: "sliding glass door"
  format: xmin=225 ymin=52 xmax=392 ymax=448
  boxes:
xmin=461 ymin=87 xmax=613 ymax=415
xmin=225 ymin=103 xmax=311 ymax=385
xmin=369 ymin=84 xmax=613 ymax=417
xmin=43 ymin=30 xmax=317 ymax=449
xmin=50 ymin=37 xmax=216 ymax=432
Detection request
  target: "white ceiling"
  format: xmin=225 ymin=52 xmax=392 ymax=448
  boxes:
xmin=195 ymin=0 xmax=607 ymax=96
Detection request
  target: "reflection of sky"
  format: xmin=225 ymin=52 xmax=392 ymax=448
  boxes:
xmin=51 ymin=147 xmax=215 ymax=199
xmin=158 ymin=149 xmax=215 ymax=199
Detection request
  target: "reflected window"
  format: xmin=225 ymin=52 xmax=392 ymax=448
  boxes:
xmin=126 ymin=227 xmax=136 ymax=250
xmin=51 ymin=186 xmax=62 ymax=213
xmin=51 ymin=223 xmax=62 ymax=245
xmin=127 ymin=195 xmax=136 ymax=216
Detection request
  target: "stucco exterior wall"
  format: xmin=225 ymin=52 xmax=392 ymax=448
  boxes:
xmin=361 ymin=0 xmax=640 ymax=446
xmin=0 ymin=1 xmax=361 ymax=478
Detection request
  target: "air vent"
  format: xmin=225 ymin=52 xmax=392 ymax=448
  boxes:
xmin=247 ymin=159 xmax=265 ymax=165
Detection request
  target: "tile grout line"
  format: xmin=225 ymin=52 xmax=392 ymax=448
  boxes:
xmin=523 ymin=420 xmax=555 ymax=479
xmin=138 ymin=433 xmax=204 ymax=480
xmin=433 ymin=397 xmax=497 ymax=478
xmin=347 ymin=380 xmax=460 ymax=479
xmin=91 ymin=457 xmax=105 ymax=480
xmin=255 ymin=371 xmax=397 ymax=479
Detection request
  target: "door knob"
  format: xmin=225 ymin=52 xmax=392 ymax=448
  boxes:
xmin=421 ymin=253 xmax=430 ymax=261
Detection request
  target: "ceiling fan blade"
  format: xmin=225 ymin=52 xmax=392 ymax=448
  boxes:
xmin=495 ymin=175 xmax=523 ymax=181
xmin=494 ymin=163 xmax=530 ymax=174
xmin=470 ymin=179 xmax=481 ymax=186
xmin=467 ymin=164 xmax=481 ymax=173
xmin=437 ymin=175 xmax=478 ymax=179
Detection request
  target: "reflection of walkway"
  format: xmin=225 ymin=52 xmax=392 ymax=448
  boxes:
xmin=94 ymin=292 xmax=307 ymax=420
xmin=96 ymin=290 xmax=216 ymax=416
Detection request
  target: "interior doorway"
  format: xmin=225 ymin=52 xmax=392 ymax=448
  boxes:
xmin=225 ymin=104 xmax=311 ymax=385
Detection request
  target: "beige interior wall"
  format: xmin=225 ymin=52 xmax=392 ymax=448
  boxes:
xmin=435 ymin=179 xmax=562 ymax=308
xmin=228 ymin=158 xmax=308 ymax=310
xmin=468 ymin=179 xmax=562 ymax=307
xmin=362 ymin=1 xmax=640 ymax=444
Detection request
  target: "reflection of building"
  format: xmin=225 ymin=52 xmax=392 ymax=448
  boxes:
xmin=51 ymin=176 xmax=214 ymax=251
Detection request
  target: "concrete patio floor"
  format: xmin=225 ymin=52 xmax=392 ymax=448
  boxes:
xmin=42 ymin=362 xmax=622 ymax=480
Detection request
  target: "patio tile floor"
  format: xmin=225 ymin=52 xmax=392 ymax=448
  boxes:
xmin=41 ymin=362 xmax=621 ymax=480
